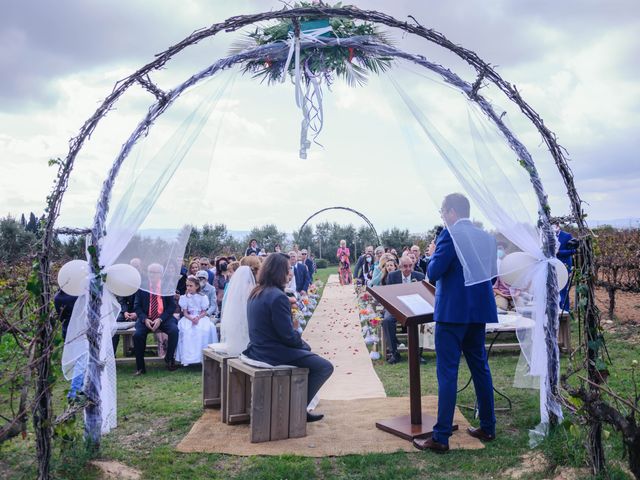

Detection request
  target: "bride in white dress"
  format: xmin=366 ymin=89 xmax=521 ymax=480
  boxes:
xmin=212 ymin=265 xmax=255 ymax=356
xmin=176 ymin=275 xmax=217 ymax=365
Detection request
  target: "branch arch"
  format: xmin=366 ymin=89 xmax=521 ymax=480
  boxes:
xmin=298 ymin=206 xmax=380 ymax=246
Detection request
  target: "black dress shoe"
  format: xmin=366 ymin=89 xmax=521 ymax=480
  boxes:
xmin=387 ymin=353 xmax=402 ymax=365
xmin=133 ymin=369 xmax=146 ymax=376
xmin=306 ymin=412 xmax=324 ymax=423
xmin=467 ymin=427 xmax=495 ymax=441
xmin=413 ymin=437 xmax=449 ymax=453
xmin=166 ymin=362 xmax=178 ymax=372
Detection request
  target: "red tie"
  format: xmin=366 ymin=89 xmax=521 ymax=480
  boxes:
xmin=149 ymin=293 xmax=159 ymax=320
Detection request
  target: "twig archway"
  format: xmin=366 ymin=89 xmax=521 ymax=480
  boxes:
xmin=298 ymin=206 xmax=380 ymax=247
xmin=33 ymin=5 xmax=604 ymax=475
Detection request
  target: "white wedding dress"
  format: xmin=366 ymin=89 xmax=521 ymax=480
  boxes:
xmin=176 ymin=292 xmax=216 ymax=365
xmin=212 ymin=266 xmax=255 ymax=356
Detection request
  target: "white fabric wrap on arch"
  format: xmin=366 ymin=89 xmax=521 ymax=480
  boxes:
xmin=61 ymin=75 xmax=233 ymax=435
xmin=390 ymin=73 xmax=562 ymax=444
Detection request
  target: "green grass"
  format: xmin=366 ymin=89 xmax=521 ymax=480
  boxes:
xmin=1 ymin=291 xmax=637 ymax=479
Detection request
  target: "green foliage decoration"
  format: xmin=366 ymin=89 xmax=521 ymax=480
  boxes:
xmin=231 ymin=2 xmax=393 ymax=86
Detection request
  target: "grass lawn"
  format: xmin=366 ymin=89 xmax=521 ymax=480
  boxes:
xmin=1 ymin=269 xmax=636 ymax=479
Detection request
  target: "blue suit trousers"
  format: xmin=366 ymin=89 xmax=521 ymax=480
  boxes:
xmin=433 ymin=322 xmax=496 ymax=445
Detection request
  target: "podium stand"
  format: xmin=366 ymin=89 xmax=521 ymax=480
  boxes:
xmin=367 ymin=280 xmax=457 ymax=441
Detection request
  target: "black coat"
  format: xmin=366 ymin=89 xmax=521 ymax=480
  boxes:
xmin=243 ymin=286 xmax=313 ymax=365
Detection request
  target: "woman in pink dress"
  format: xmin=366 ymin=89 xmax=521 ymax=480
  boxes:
xmin=336 ymin=239 xmax=352 ymax=285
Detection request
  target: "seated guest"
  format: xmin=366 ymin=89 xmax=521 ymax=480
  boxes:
xmin=196 ymin=270 xmax=218 ymax=319
xmin=411 ymin=245 xmax=426 ymax=274
xmin=178 ymin=259 xmax=199 ymax=295
xmin=245 ymin=238 xmax=260 ymax=256
xmin=357 ymin=251 xmax=375 ymax=285
xmin=382 ymin=256 xmax=425 ymax=364
xmin=293 ymin=251 xmax=312 ymax=294
xmin=133 ymin=263 xmax=179 ymax=374
xmin=301 ymin=249 xmax=315 ymax=279
xmin=380 ymin=257 xmax=397 ymax=286
xmin=54 ymin=290 xmax=78 ymax=341
xmin=274 ymin=243 xmax=282 ymax=253
xmin=243 ymin=253 xmax=333 ymax=422
xmin=369 ymin=251 xmax=391 ymax=287
xmin=286 ymin=251 xmax=298 ymax=292
xmin=112 ymin=293 xmax=136 ymax=355
xmin=175 ymin=275 xmax=216 ymax=366
xmin=214 ymin=257 xmax=230 ymax=312
xmin=199 ymin=257 xmax=215 ymax=285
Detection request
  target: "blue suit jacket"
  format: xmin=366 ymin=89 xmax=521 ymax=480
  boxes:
xmin=427 ymin=223 xmax=497 ymax=324
xmin=386 ymin=270 xmax=425 ymax=285
xmin=305 ymin=258 xmax=316 ymax=277
xmin=294 ymin=262 xmax=311 ymax=292
xmin=243 ymin=286 xmax=313 ymax=365
xmin=557 ymin=230 xmax=575 ymax=268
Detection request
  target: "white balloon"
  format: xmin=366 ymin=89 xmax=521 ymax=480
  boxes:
xmin=57 ymin=260 xmax=90 ymax=296
xmin=498 ymin=252 xmax=538 ymax=286
xmin=550 ymin=258 xmax=569 ymax=290
xmin=104 ymin=263 xmax=141 ymax=297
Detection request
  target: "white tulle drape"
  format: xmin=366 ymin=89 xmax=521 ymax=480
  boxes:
xmin=61 ymin=73 xmax=234 ymax=435
xmin=212 ymin=266 xmax=255 ymax=356
xmin=389 ymin=67 xmax=562 ymax=443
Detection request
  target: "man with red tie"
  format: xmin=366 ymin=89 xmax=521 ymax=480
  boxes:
xmin=133 ymin=263 xmax=179 ymax=375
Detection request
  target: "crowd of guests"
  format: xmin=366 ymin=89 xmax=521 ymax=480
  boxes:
xmin=336 ymin=227 xmax=443 ymax=289
xmin=54 ymin=240 xmax=319 ymax=381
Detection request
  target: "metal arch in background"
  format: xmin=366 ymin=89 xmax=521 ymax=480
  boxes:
xmin=298 ymin=206 xmax=380 ymax=247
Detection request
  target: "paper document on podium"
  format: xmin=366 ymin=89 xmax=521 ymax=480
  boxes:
xmin=397 ymin=294 xmax=434 ymax=316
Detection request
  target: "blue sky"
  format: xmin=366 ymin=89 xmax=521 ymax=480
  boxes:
xmin=1 ymin=0 xmax=638 ymax=233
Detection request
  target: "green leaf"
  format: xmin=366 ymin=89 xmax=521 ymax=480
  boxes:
xmin=567 ymin=395 xmax=583 ymax=409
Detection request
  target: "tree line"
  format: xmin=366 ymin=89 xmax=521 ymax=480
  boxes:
xmin=0 ymin=214 xmax=442 ymax=265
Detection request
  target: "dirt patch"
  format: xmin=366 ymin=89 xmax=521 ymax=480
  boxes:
xmin=90 ymin=460 xmax=141 ymax=479
xmin=118 ymin=416 xmax=170 ymax=451
xmin=502 ymin=451 xmax=548 ymax=479
xmin=593 ymin=287 xmax=640 ymax=325
xmin=551 ymin=466 xmax=591 ymax=480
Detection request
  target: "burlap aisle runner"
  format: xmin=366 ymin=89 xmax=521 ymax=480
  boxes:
xmin=302 ymin=274 xmax=386 ymax=400
xmin=176 ymin=274 xmax=484 ymax=455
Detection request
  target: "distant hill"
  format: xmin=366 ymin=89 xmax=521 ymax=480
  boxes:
xmin=589 ymin=218 xmax=640 ymax=229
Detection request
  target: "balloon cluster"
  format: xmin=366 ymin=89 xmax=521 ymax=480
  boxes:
xmin=498 ymin=252 xmax=569 ymax=289
xmin=57 ymin=260 xmax=141 ymax=297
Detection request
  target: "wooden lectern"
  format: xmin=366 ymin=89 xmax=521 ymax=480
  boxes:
xmin=367 ymin=280 xmax=457 ymax=441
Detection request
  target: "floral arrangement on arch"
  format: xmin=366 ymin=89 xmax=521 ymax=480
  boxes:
xmin=231 ymin=1 xmax=393 ymax=87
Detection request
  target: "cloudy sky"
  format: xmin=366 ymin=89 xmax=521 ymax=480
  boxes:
xmin=1 ymin=0 xmax=638 ymax=234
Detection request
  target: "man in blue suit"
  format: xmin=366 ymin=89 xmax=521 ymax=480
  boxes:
xmin=553 ymin=221 xmax=576 ymax=312
xmin=414 ymin=193 xmax=497 ymax=453
xmin=301 ymin=249 xmax=316 ymax=279
xmin=382 ymin=255 xmax=425 ymax=364
xmin=293 ymin=252 xmax=312 ymax=294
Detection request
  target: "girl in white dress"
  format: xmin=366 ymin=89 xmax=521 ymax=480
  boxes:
xmin=176 ymin=275 xmax=217 ymax=366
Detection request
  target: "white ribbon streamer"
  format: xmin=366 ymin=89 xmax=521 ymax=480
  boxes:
xmin=281 ymin=26 xmax=335 ymax=158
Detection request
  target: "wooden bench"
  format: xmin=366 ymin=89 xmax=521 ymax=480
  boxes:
xmin=202 ymin=348 xmax=236 ymax=423
xmin=113 ymin=326 xmax=162 ymax=365
xmin=226 ymin=358 xmax=308 ymax=443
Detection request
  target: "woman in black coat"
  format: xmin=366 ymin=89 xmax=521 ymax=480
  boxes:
xmin=243 ymin=253 xmax=333 ymax=422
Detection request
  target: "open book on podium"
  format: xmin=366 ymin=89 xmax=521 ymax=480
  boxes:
xmin=367 ymin=280 xmax=457 ymax=441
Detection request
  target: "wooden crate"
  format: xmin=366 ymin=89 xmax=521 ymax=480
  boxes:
xmin=202 ymin=348 xmax=237 ymax=420
xmin=225 ymin=358 xmax=309 ymax=443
